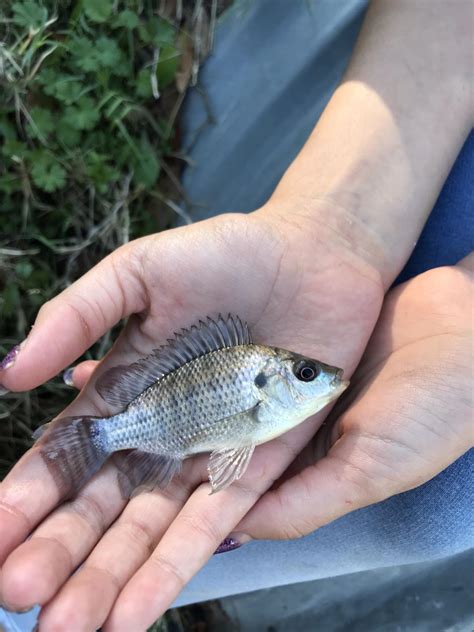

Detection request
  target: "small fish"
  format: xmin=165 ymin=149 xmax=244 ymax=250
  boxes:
xmin=35 ymin=315 xmax=349 ymax=498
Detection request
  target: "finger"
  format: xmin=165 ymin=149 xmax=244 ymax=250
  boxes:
xmin=0 ymin=448 xmax=64 ymax=568
xmin=0 ymin=462 xmax=124 ymax=611
xmin=102 ymin=432 xmax=306 ymax=632
xmin=0 ymin=240 xmax=149 ymax=392
xmin=233 ymin=434 xmax=378 ymax=541
xmin=0 ymin=308 xmax=202 ymax=589
xmin=63 ymin=361 xmax=99 ymax=389
xmin=0 ymin=338 xmax=136 ymax=571
xmin=37 ymin=466 xmax=200 ymax=632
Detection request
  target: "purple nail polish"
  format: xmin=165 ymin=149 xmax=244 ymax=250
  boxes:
xmin=63 ymin=367 xmax=74 ymax=386
xmin=0 ymin=344 xmax=21 ymax=370
xmin=214 ymin=537 xmax=241 ymax=555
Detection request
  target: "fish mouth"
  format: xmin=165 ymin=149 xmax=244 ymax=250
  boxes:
xmin=331 ymin=368 xmax=349 ymax=389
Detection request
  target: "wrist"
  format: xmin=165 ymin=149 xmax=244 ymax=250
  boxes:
xmin=260 ymin=77 xmax=471 ymax=289
xmin=254 ymin=199 xmax=386 ymax=295
xmin=257 ymin=0 xmax=472 ymax=290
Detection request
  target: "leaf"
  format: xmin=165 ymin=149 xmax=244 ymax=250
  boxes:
xmin=15 ymin=261 xmax=34 ymax=280
xmin=84 ymin=151 xmax=119 ymax=193
xmin=94 ymin=36 xmax=121 ymax=68
xmin=72 ymin=37 xmax=100 ymax=72
xmin=31 ymin=153 xmax=67 ymax=192
xmin=139 ymin=17 xmax=176 ymax=46
xmin=157 ymin=45 xmax=181 ymax=89
xmin=135 ymin=47 xmax=180 ymax=98
xmin=44 ymin=76 xmax=85 ymax=104
xmin=2 ymin=139 xmax=30 ymax=161
xmin=56 ymin=118 xmax=81 ymax=146
xmin=26 ymin=107 xmax=55 ymax=138
xmin=113 ymin=10 xmax=140 ymax=30
xmin=62 ymin=97 xmax=100 ymax=131
xmin=36 ymin=67 xmax=57 ymax=87
xmin=72 ymin=36 xmax=124 ymax=73
xmin=135 ymin=68 xmax=152 ymax=98
xmin=132 ymin=135 xmax=160 ymax=188
xmin=12 ymin=1 xmax=48 ymax=30
xmin=83 ymin=0 xmax=112 ymax=24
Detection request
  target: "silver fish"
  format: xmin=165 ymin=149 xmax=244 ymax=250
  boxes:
xmin=35 ymin=315 xmax=349 ymax=497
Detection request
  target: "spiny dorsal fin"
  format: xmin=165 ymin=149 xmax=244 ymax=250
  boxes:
xmin=96 ymin=314 xmax=252 ymax=408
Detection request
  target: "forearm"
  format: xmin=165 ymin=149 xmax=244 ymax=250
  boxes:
xmin=262 ymin=0 xmax=473 ymax=287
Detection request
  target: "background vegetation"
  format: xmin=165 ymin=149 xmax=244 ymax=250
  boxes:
xmin=0 ymin=0 xmax=222 ymax=477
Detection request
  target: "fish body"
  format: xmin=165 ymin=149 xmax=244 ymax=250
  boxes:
xmin=36 ymin=315 xmax=348 ymax=497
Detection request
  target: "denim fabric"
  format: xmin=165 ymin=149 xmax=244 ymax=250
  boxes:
xmin=395 ymin=130 xmax=474 ymax=284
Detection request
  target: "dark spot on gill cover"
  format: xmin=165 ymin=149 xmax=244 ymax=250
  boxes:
xmin=254 ymin=372 xmax=267 ymax=388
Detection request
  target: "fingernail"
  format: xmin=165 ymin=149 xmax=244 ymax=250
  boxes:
xmin=214 ymin=537 xmax=241 ymax=555
xmin=62 ymin=367 xmax=75 ymax=387
xmin=0 ymin=342 xmax=24 ymax=371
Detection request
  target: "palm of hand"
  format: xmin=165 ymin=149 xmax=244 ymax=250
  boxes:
xmin=0 ymin=211 xmax=383 ymax=630
xmin=236 ymin=264 xmax=473 ymax=541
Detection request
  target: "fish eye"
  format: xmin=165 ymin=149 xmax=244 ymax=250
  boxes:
xmin=293 ymin=360 xmax=319 ymax=382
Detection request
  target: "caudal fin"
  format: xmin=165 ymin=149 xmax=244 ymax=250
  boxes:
xmin=35 ymin=415 xmax=109 ymax=499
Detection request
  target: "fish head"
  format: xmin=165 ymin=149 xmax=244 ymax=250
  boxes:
xmin=256 ymin=349 xmax=349 ymax=424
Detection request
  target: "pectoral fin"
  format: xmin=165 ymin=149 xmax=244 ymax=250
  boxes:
xmin=208 ymin=445 xmax=255 ymax=494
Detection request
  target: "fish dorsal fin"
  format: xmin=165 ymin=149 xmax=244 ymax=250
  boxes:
xmin=96 ymin=314 xmax=252 ymax=408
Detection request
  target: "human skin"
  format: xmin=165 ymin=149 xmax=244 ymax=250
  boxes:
xmin=0 ymin=1 xmax=472 ymax=630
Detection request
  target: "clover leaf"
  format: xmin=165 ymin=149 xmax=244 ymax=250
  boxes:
xmin=12 ymin=1 xmax=47 ymax=30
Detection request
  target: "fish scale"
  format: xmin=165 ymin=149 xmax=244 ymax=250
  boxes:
xmin=106 ymin=346 xmax=263 ymax=455
xmin=35 ymin=314 xmax=348 ymax=498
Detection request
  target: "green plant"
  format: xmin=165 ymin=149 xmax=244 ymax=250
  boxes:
xmin=0 ymin=0 xmax=221 ymax=476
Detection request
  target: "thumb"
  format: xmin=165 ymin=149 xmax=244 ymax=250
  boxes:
xmin=0 ymin=241 xmax=148 ymax=392
xmin=233 ymin=438 xmax=384 ymax=542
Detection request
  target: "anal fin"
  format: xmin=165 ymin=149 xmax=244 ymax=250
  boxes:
xmin=208 ymin=445 xmax=255 ymax=494
xmin=113 ymin=449 xmax=181 ymax=498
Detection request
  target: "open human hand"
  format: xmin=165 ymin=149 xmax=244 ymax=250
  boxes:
xmin=232 ymin=255 xmax=474 ymax=542
xmin=0 ymin=207 xmax=384 ymax=630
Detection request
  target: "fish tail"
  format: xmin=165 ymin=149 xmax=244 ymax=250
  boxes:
xmin=35 ymin=415 xmax=110 ymax=498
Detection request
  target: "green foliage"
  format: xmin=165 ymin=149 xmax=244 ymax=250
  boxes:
xmin=30 ymin=150 xmax=67 ymax=191
xmin=0 ymin=0 xmax=218 ymax=475
xmin=83 ymin=0 xmax=113 ymax=24
xmin=12 ymin=1 xmax=48 ymax=30
xmin=1 ymin=2 xmax=187 ymax=228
